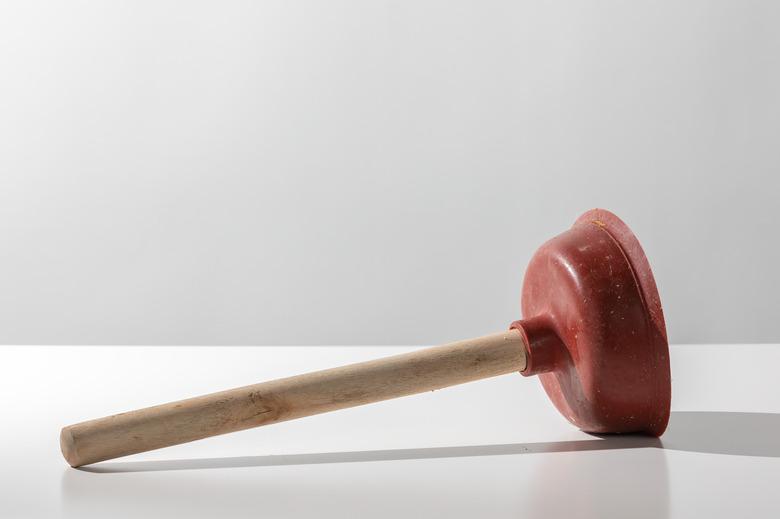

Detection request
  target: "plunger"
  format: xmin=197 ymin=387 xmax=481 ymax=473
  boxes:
xmin=60 ymin=208 xmax=671 ymax=467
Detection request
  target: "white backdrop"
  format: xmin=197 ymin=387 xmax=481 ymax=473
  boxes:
xmin=1 ymin=1 xmax=777 ymax=345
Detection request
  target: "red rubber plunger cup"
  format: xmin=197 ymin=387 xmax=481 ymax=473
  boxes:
xmin=511 ymin=208 xmax=671 ymax=435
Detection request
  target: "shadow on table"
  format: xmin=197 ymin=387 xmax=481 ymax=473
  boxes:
xmin=64 ymin=411 xmax=779 ymax=519
xmin=61 ymin=442 xmax=671 ymax=519
xmin=62 ymin=412 xmax=778 ymax=518
xmin=77 ymin=435 xmax=656 ymax=473
xmin=76 ymin=411 xmax=780 ymax=474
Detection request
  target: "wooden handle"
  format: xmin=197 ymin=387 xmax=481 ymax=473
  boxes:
xmin=60 ymin=329 xmax=526 ymax=467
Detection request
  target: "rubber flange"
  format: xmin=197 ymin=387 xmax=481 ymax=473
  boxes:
xmin=511 ymin=209 xmax=671 ymax=436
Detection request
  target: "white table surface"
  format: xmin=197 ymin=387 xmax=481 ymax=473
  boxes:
xmin=1 ymin=344 xmax=779 ymax=518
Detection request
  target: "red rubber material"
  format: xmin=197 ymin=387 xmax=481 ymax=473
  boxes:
xmin=511 ymin=209 xmax=671 ymax=436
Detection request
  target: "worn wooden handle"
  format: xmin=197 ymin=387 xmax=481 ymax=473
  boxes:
xmin=60 ymin=329 xmax=526 ymax=467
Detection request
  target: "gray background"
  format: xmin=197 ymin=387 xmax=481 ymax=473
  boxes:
xmin=0 ymin=1 xmax=777 ymax=346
